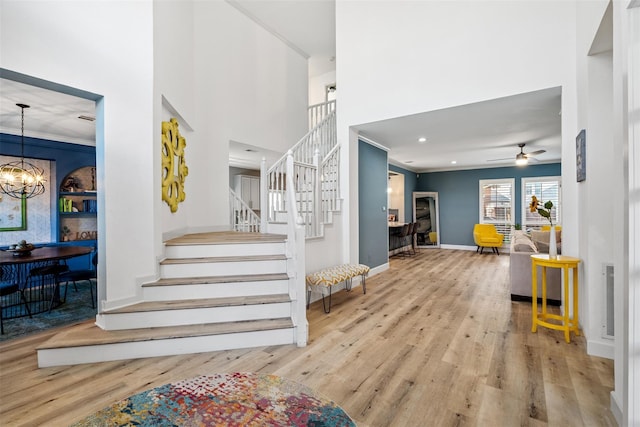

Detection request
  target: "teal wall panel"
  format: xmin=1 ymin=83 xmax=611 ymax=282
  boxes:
xmin=417 ymin=163 xmax=561 ymax=246
xmin=359 ymin=140 xmax=388 ymax=268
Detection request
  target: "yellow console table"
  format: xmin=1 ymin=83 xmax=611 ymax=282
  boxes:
xmin=531 ymin=254 xmax=581 ymax=343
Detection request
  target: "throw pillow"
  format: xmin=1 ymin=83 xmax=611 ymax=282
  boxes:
xmin=531 ymin=230 xmax=561 ymax=254
xmin=511 ymin=234 xmax=538 ymax=253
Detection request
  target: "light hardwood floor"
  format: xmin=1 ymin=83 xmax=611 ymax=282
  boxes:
xmin=0 ymin=249 xmax=615 ymax=426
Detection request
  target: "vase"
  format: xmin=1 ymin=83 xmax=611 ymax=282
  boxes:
xmin=548 ymin=225 xmax=558 ymax=259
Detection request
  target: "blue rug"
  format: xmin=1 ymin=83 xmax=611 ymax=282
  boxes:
xmin=0 ymin=280 xmax=96 ymax=341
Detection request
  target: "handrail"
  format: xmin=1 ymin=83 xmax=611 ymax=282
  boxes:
xmin=264 ymin=105 xmax=337 ymax=239
xmin=270 ymin=110 xmax=336 ymax=171
xmin=308 ymin=100 xmax=336 ymax=129
xmin=229 ymin=188 xmax=261 ymax=232
xmin=285 ymin=151 xmax=307 ymax=347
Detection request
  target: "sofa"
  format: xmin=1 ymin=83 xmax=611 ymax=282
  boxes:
xmin=509 ymin=229 xmax=562 ymax=304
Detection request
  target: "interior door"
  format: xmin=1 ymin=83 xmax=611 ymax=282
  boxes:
xmin=413 ymin=192 xmax=440 ymax=248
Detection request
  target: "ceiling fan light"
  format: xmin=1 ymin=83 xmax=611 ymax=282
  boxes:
xmin=515 ymin=153 xmax=528 ymax=166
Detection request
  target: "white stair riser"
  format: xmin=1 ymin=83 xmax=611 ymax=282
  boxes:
xmin=160 ymin=259 xmax=287 ymax=278
xmin=165 ymin=242 xmax=286 ymax=259
xmin=99 ymin=302 xmax=292 ymax=330
xmin=37 ymin=328 xmax=295 ymax=367
xmin=142 ymin=279 xmax=290 ymax=301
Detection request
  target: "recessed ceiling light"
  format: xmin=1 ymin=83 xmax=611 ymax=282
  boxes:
xmin=245 ymin=149 xmax=258 ymax=153
xmin=451 ymin=160 xmax=457 ymax=164
xmin=417 ymin=137 xmax=427 ymax=143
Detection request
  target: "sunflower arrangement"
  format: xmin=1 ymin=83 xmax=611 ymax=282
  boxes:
xmin=530 ymin=195 xmax=554 ymax=226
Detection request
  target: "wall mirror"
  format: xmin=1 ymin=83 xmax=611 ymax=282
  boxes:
xmin=413 ymin=191 xmax=440 ymax=248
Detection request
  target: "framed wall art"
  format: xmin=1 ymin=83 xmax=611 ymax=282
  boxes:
xmin=576 ymin=129 xmax=586 ymax=182
xmin=0 ymin=195 xmax=26 ymax=231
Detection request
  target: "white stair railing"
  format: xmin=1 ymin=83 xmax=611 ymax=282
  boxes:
xmin=290 ymin=109 xmax=336 ymax=165
xmin=263 ymin=105 xmax=338 ymax=238
xmin=320 ymin=144 xmax=341 ymax=223
xmin=308 ymin=100 xmax=336 ymax=130
xmin=284 ymin=152 xmax=308 ymax=346
xmin=229 ymin=188 xmax=261 ymax=232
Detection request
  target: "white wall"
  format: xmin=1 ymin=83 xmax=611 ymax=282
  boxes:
xmin=336 ymin=0 xmax=578 ymax=266
xmin=192 ymin=1 xmax=308 ymax=228
xmin=574 ymin=1 xmax=616 ymax=361
xmin=0 ymin=0 xmax=309 ymax=309
xmin=1 ymin=0 xmax=155 ymax=304
xmin=155 ymin=0 xmax=196 ymax=245
xmin=309 ymin=70 xmax=336 ymax=106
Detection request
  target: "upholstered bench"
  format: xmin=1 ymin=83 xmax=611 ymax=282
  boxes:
xmin=306 ymin=264 xmax=369 ymax=313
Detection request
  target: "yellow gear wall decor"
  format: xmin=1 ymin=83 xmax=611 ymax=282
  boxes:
xmin=161 ymin=118 xmax=188 ymax=213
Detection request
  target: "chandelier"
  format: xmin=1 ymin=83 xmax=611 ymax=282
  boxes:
xmin=0 ymin=103 xmax=46 ymax=199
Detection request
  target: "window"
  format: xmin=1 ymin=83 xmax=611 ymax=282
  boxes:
xmin=522 ymin=176 xmax=561 ymax=229
xmin=479 ymin=178 xmax=514 ymax=243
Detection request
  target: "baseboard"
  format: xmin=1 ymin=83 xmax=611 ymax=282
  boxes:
xmin=510 ymin=294 xmax=561 ymax=306
xmin=440 ymin=244 xmax=478 ymax=252
xmin=368 ymin=263 xmax=389 ymax=277
xmin=587 ymin=338 xmax=614 ymax=359
xmin=610 ymin=390 xmax=623 ymax=426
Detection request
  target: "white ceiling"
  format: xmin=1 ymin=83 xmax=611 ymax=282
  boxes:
xmin=0 ymin=78 xmax=96 ymax=146
xmin=0 ymin=1 xmax=562 ymax=173
xmin=355 ymin=87 xmax=562 ymax=172
xmin=229 ymin=0 xmax=337 ymax=78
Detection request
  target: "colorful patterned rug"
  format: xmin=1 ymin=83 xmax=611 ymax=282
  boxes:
xmin=71 ymin=372 xmax=355 ymax=426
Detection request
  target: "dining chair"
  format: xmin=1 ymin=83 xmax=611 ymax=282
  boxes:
xmin=410 ymin=222 xmax=418 ymax=254
xmin=398 ymin=223 xmax=412 ymax=257
xmin=27 ymin=262 xmax=70 ymax=312
xmin=1 ymin=269 xmax=32 ymax=334
xmin=58 ymin=251 xmax=97 ymax=308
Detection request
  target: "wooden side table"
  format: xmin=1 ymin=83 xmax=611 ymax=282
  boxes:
xmin=530 ymin=254 xmax=581 ymax=343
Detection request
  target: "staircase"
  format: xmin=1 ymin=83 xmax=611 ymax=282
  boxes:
xmin=262 ymin=100 xmax=339 ymax=239
xmin=37 ymin=102 xmax=334 ymax=368
xmin=37 ymin=231 xmax=306 ymax=367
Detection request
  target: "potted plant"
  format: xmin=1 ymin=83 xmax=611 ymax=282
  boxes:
xmin=61 ymin=225 xmax=72 ymax=241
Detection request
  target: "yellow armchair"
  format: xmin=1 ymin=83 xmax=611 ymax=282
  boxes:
xmin=541 ymin=225 xmax=561 ymax=231
xmin=473 ymin=224 xmax=504 ymax=255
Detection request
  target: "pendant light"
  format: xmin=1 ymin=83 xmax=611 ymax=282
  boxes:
xmin=0 ymin=103 xmax=46 ymax=199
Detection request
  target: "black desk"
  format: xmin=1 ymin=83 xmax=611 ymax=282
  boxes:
xmin=389 ymin=222 xmax=409 ymax=256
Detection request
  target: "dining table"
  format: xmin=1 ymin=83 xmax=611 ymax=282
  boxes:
xmin=0 ymin=245 xmax=93 ymax=316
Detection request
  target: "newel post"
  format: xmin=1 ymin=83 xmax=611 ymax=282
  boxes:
xmin=313 ymin=148 xmax=321 ymax=236
xmin=260 ymin=157 xmax=267 ymax=232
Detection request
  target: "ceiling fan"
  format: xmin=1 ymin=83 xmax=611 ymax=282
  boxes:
xmin=488 ymin=143 xmax=546 ymax=166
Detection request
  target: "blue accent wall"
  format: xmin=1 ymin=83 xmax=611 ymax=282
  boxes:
xmin=359 ymin=140 xmax=388 ymax=268
xmin=0 ymin=133 xmax=96 ymax=185
xmin=1 ymin=133 xmax=96 ymax=269
xmin=389 ymin=163 xmax=418 ymax=221
xmin=416 ymin=163 xmax=561 ymax=246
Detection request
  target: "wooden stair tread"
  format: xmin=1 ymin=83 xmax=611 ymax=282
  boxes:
xmin=144 ymin=273 xmax=290 ymax=287
xmin=165 ymin=231 xmax=286 ymax=246
xmin=160 ymin=254 xmax=286 ymax=265
xmin=37 ymin=318 xmax=294 ymax=349
xmin=104 ymin=294 xmax=291 ymax=314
